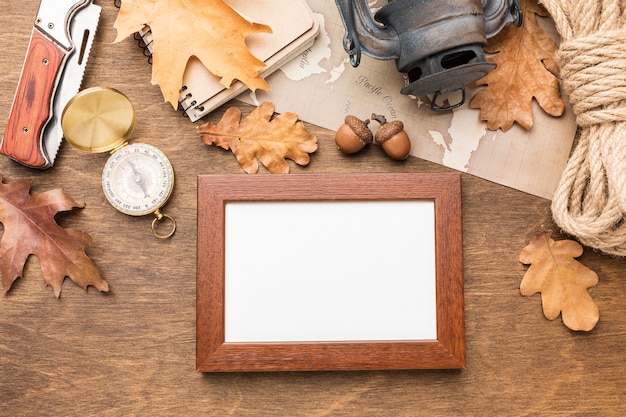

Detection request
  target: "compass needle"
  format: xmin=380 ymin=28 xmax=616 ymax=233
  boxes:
xmin=128 ymin=160 xmax=150 ymax=197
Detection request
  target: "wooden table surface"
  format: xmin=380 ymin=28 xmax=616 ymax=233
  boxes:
xmin=2 ymin=2 xmax=626 ymax=416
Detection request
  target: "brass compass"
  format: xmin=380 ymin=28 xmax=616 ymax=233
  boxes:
xmin=61 ymin=87 xmax=176 ymax=239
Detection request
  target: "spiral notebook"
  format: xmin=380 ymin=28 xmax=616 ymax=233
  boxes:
xmin=129 ymin=0 xmax=319 ymax=122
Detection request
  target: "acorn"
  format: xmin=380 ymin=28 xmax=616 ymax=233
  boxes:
xmin=335 ymin=115 xmax=373 ymax=154
xmin=371 ymin=113 xmax=411 ymax=160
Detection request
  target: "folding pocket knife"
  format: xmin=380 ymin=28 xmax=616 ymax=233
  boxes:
xmin=0 ymin=0 xmax=101 ymax=169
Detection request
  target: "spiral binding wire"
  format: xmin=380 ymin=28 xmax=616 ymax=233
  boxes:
xmin=133 ymin=30 xmax=153 ymax=65
xmin=178 ymin=85 xmax=201 ymax=113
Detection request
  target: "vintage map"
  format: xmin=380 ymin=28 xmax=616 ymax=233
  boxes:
xmin=241 ymin=0 xmax=577 ymax=200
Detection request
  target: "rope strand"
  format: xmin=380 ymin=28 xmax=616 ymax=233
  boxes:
xmin=540 ymin=0 xmax=626 ymax=255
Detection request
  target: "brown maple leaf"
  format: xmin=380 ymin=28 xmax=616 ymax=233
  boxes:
xmin=518 ymin=232 xmax=599 ymax=331
xmin=114 ymin=0 xmax=272 ymax=107
xmin=0 ymin=176 xmax=108 ymax=297
xmin=469 ymin=0 xmax=565 ymax=131
xmin=197 ymin=102 xmax=317 ymax=174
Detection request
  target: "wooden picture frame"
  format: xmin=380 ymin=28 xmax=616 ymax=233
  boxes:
xmin=197 ymin=173 xmax=464 ymax=372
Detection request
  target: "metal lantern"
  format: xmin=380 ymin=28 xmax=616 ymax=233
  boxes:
xmin=335 ymin=0 xmax=523 ymax=110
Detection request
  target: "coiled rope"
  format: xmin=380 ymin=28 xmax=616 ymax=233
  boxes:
xmin=541 ymin=0 xmax=626 ymax=255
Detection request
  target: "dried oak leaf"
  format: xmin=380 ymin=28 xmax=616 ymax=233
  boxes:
xmin=469 ymin=0 xmax=565 ymax=131
xmin=0 ymin=176 xmax=108 ymax=298
xmin=519 ymin=233 xmax=599 ymax=331
xmin=197 ymin=102 xmax=317 ymax=174
xmin=114 ymin=0 xmax=272 ymax=107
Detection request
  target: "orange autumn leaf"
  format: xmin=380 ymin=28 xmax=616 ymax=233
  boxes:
xmin=197 ymin=102 xmax=317 ymax=174
xmin=114 ymin=0 xmax=272 ymax=107
xmin=469 ymin=0 xmax=564 ymax=131
xmin=0 ymin=176 xmax=108 ymax=297
xmin=519 ymin=233 xmax=599 ymax=331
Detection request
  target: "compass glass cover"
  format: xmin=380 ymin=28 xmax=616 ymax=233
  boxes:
xmin=102 ymin=143 xmax=174 ymax=216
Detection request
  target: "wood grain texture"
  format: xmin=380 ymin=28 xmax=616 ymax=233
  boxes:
xmin=0 ymin=1 xmax=625 ymax=415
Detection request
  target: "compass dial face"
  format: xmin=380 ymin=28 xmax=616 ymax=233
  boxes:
xmin=102 ymin=143 xmax=174 ymax=216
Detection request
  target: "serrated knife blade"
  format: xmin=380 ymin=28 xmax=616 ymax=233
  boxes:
xmin=47 ymin=3 xmax=101 ymax=165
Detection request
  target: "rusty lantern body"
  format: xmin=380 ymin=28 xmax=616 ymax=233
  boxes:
xmin=335 ymin=0 xmax=522 ymax=109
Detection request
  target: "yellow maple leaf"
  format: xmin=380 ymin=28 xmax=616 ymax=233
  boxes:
xmin=519 ymin=232 xmax=599 ymax=331
xmin=114 ymin=0 xmax=272 ymax=107
xmin=469 ymin=0 xmax=565 ymax=131
xmin=196 ymin=102 xmax=317 ymax=174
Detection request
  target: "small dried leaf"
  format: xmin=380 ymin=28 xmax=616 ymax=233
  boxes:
xmin=114 ymin=0 xmax=272 ymax=107
xmin=519 ymin=233 xmax=599 ymax=331
xmin=469 ymin=0 xmax=565 ymax=131
xmin=197 ymin=102 xmax=318 ymax=173
xmin=0 ymin=176 xmax=108 ymax=297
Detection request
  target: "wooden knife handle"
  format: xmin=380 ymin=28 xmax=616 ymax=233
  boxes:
xmin=1 ymin=28 xmax=66 ymax=169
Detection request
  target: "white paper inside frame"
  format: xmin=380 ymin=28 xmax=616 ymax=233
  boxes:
xmin=224 ymin=200 xmax=437 ymax=343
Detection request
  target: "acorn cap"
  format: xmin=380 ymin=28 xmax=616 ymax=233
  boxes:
xmin=345 ymin=115 xmax=373 ymax=144
xmin=375 ymin=120 xmax=404 ymax=144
